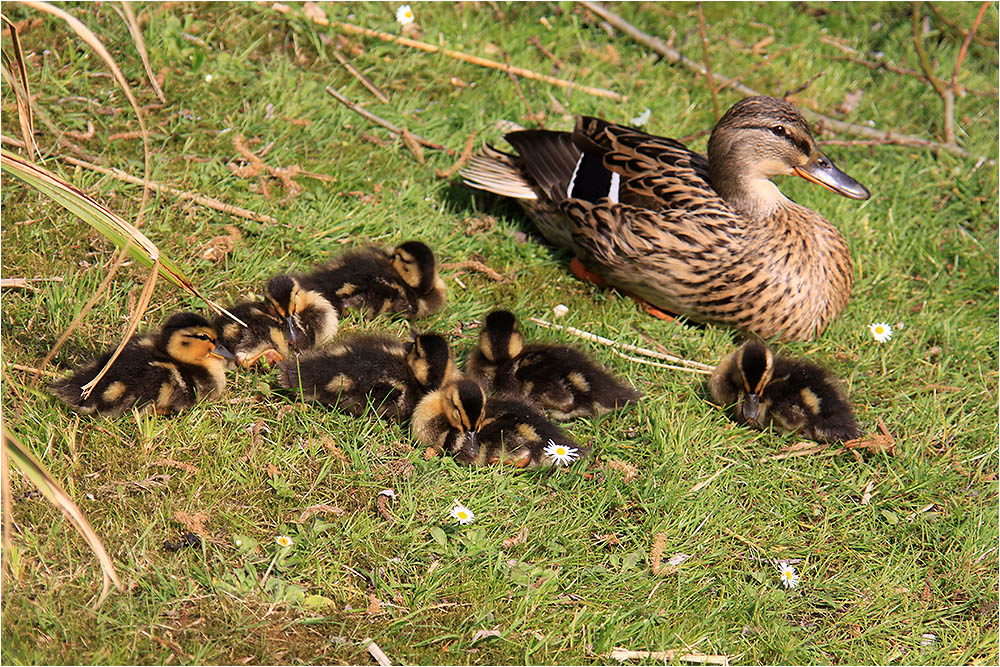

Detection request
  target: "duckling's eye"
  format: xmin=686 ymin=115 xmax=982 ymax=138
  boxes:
xmin=770 ymin=125 xmax=786 ymax=137
xmin=453 ymin=409 xmax=461 ymax=420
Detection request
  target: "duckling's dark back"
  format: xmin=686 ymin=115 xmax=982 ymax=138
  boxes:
xmin=305 ymin=248 xmax=407 ymax=316
xmin=277 ymin=334 xmax=416 ymax=420
xmin=766 ymin=357 xmax=861 ymax=442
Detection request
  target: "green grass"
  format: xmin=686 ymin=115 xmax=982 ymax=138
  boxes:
xmin=2 ymin=2 xmax=997 ymax=664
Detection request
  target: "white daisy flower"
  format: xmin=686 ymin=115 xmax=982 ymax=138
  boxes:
xmin=450 ymin=503 xmax=475 ymax=525
xmin=778 ymin=562 xmax=800 ymax=589
xmin=543 ymin=439 xmax=579 ymax=466
xmin=869 ymin=322 xmax=893 ymax=343
xmin=275 ymin=535 xmax=294 ymax=548
xmin=396 ymin=5 xmax=415 ymax=25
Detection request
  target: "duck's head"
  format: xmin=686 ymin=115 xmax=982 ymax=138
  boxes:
xmin=406 ymin=333 xmax=455 ymax=392
xmin=441 ymin=379 xmax=486 ymax=457
xmin=733 ymin=341 xmax=775 ymax=425
xmin=477 ymin=310 xmax=524 ymax=364
xmin=160 ymin=312 xmax=235 ymax=366
xmin=265 ymin=275 xmax=337 ymax=348
xmin=707 ymin=96 xmax=870 ymax=217
xmin=392 ymin=241 xmax=438 ymax=294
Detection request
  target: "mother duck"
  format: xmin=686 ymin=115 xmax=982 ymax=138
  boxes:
xmin=461 ymin=96 xmax=871 ymax=342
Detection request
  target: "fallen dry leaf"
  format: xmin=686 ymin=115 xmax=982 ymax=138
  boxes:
xmin=603 ymin=459 xmax=638 ymax=483
xmin=471 ymin=629 xmax=502 ymax=643
xmin=502 ymin=525 xmax=529 ymax=548
xmin=295 ymin=504 xmax=346 ymax=523
xmin=200 ymin=225 xmax=242 ymax=263
xmin=173 ymin=510 xmax=209 ymax=536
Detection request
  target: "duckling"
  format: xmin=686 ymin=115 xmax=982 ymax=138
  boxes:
xmin=708 ymin=341 xmax=861 ymax=442
xmin=277 ymin=332 xmax=454 ymax=420
xmin=51 ymin=312 xmax=234 ymax=416
xmin=214 ymin=275 xmax=339 ymax=367
xmin=412 ymin=379 xmax=589 ymax=468
xmin=305 ymin=241 xmax=446 ymax=319
xmin=466 ymin=310 xmax=641 ymax=420
xmin=462 ymin=96 xmax=872 ymax=341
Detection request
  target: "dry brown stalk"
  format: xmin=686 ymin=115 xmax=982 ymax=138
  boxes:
xmin=435 ymin=131 xmax=479 ymax=179
xmin=528 ymin=36 xmax=565 ymax=69
xmin=117 ymin=2 xmax=166 ymax=103
xmin=578 ymin=0 xmax=982 ymax=160
xmin=440 ymin=259 xmax=508 ymax=283
xmin=927 ymin=1 xmax=999 ymax=49
xmin=325 ymin=86 xmax=453 ymax=154
xmin=6 ymin=362 xmax=61 ymax=378
xmin=329 ymin=20 xmax=626 ymax=102
xmin=911 ymin=2 xmax=956 ymax=146
xmin=331 ymin=47 xmax=389 ymax=103
xmin=696 ymin=3 xmax=719 ymax=119
xmin=0 ymin=136 xmax=280 ymax=225
xmin=949 ymin=1 xmax=991 ymax=94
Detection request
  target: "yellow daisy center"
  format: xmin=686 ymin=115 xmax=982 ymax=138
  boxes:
xmin=556 ymin=447 xmax=567 ymax=455
xmin=457 ymin=511 xmax=468 ymax=519
xmin=874 ymin=326 xmax=884 ymax=334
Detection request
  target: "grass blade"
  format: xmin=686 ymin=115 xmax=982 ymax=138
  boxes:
xmin=0 ymin=147 xmax=236 ymax=319
xmin=2 ymin=426 xmax=121 ymax=608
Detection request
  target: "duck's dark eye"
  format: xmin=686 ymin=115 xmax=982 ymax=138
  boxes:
xmin=771 ymin=125 xmax=786 ymax=137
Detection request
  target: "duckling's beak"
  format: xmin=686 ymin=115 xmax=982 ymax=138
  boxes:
xmin=793 ymin=155 xmax=871 ymax=200
xmin=285 ymin=316 xmax=299 ymax=346
xmin=460 ymin=431 xmax=478 ymax=460
xmin=742 ymin=394 xmax=760 ymax=424
xmin=211 ymin=343 xmax=236 ymax=360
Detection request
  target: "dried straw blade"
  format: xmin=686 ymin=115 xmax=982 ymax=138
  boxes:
xmin=2 ymin=426 xmax=121 ymax=608
xmin=0 ymin=16 xmax=39 ymax=159
xmin=0 ymin=148 xmax=241 ymax=323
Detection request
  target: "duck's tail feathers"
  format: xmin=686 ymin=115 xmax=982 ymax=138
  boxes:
xmin=503 ymin=130 xmax=581 ymax=202
xmin=461 ymin=145 xmax=539 ymax=200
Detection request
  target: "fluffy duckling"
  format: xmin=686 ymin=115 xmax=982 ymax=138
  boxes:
xmin=708 ymin=341 xmax=861 ymax=442
xmin=215 ymin=275 xmax=339 ymax=367
xmin=277 ymin=332 xmax=454 ymax=420
xmin=51 ymin=312 xmax=234 ymax=416
xmin=412 ymin=379 xmax=589 ymax=468
xmin=466 ymin=310 xmax=641 ymax=420
xmin=305 ymin=241 xmax=446 ymax=319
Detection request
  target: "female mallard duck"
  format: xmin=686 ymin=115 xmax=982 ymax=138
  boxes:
xmin=461 ymin=96 xmax=871 ymax=342
xmin=277 ymin=332 xmax=455 ymax=420
xmin=51 ymin=312 xmax=234 ymax=416
xmin=467 ymin=310 xmax=641 ymax=420
xmin=412 ymin=378 xmax=589 ymax=468
xmin=304 ymin=241 xmax=446 ymax=320
xmin=215 ymin=275 xmax=338 ymax=367
xmin=709 ymin=341 xmax=861 ymax=442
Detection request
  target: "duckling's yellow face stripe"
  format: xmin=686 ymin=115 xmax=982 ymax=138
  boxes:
xmin=168 ymin=326 xmax=219 ymax=364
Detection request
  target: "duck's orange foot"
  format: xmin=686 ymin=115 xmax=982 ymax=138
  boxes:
xmin=628 ymin=294 xmax=678 ymax=322
xmin=569 ymin=257 xmax=607 ymax=288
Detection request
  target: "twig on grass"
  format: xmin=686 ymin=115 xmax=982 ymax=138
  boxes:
xmin=116 ymin=2 xmax=167 ymax=103
xmin=331 ymin=47 xmax=389 ymax=103
xmin=927 ymin=1 xmax=999 ymax=49
xmin=434 ymin=131 xmax=479 ymax=179
xmin=440 ymin=260 xmax=508 ymax=283
xmin=911 ymin=2 xmax=956 ymax=146
xmin=608 ymin=647 xmax=731 ymax=666
xmin=325 ymin=86 xmax=453 ymax=154
xmin=326 ymin=20 xmax=627 ymax=102
xmin=1 ymin=135 xmax=279 ymax=224
xmin=577 ymin=0 xmax=984 ymax=160
xmin=949 ymin=1 xmax=991 ymax=95
xmin=695 ymin=3 xmax=719 ymax=119
xmin=6 ymin=363 xmax=61 ymax=378
xmin=528 ymin=317 xmax=715 ymax=373
xmin=365 ymin=639 xmax=393 ymax=667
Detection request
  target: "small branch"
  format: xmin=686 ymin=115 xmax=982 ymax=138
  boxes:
xmin=696 ymin=3 xmax=719 ymax=119
xmin=325 ymin=86 xmax=453 ymax=154
xmin=440 ymin=260 xmax=508 ymax=283
xmin=365 ymin=639 xmax=392 ymax=667
xmin=528 ymin=316 xmax=715 ymax=373
xmin=6 ymin=363 xmax=61 ymax=378
xmin=118 ymin=2 xmax=166 ymax=103
xmin=528 ymin=36 xmax=565 ymax=69
xmin=329 ymin=20 xmax=626 ymax=102
xmin=434 ymin=131 xmax=479 ymax=179
xmin=949 ymin=1 xmax=991 ymax=94
xmin=0 ymin=135 xmax=279 ymax=224
xmin=577 ymin=1 xmax=981 ymax=160
xmin=331 ymin=48 xmax=389 ymax=104
xmin=608 ymin=647 xmax=731 ymax=666
xmin=911 ymin=2 xmax=955 ymax=146
xmin=927 ymin=1 xmax=999 ymax=49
